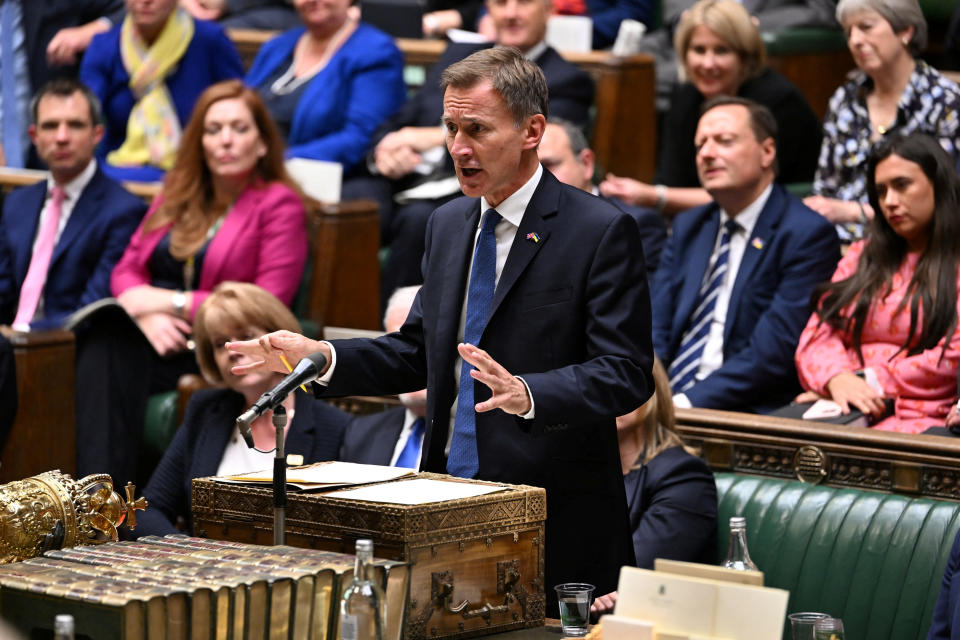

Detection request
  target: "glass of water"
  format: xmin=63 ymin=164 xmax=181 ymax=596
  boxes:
xmin=554 ymin=583 xmax=595 ymax=636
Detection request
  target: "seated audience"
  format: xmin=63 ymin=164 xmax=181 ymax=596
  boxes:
xmin=421 ymin=0 xmax=484 ymax=38
xmin=74 ymin=79 xmax=308 ymax=488
xmin=339 ymin=286 xmax=426 ymax=467
xmin=0 ymin=78 xmax=146 ymax=330
xmin=133 ymin=282 xmax=349 ymax=537
xmin=652 ymin=97 xmax=840 ymax=413
xmin=180 ymin=0 xmax=300 ymax=30
xmin=355 ymin=0 xmax=594 ymax=305
xmin=80 ymin=0 xmax=244 ymax=182
xmin=795 ymin=134 xmax=960 ymax=434
xmin=636 ymin=0 xmax=838 ymax=111
xmin=3 ymin=0 xmax=126 ymax=168
xmin=538 ymin=118 xmax=665 ymax=278
xmin=245 ymin=0 xmax=405 ymax=173
xmin=550 ymin=0 xmax=655 ymax=50
xmin=804 ymin=0 xmax=960 ymax=242
xmin=600 ymin=0 xmax=821 ymax=216
xmin=590 ymin=357 xmax=717 ymax=615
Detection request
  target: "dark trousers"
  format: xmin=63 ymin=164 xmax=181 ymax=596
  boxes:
xmin=74 ymin=306 xmax=197 ymax=488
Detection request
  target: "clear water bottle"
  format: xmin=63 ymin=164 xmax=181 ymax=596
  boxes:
xmin=722 ymin=516 xmax=759 ymax=571
xmin=54 ymin=614 xmax=75 ymax=640
xmin=339 ymin=539 xmax=385 ymax=640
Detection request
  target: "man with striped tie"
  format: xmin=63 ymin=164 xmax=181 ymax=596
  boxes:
xmin=652 ymin=96 xmax=840 ymax=414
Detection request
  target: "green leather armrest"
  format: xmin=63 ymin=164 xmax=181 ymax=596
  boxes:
xmin=715 ymin=473 xmax=960 ymax=640
xmin=762 ymin=28 xmax=847 ymax=56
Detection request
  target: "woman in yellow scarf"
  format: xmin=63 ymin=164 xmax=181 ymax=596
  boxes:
xmin=80 ymin=0 xmax=244 ymax=182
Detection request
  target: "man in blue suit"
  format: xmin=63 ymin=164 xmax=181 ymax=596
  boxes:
xmin=339 ymin=286 xmax=428 ymax=467
xmin=538 ymin=118 xmax=666 ymax=279
xmin=0 ymin=78 xmax=146 ymax=330
xmin=652 ymin=96 xmax=840 ymax=414
xmin=231 ymin=47 xmax=652 ymax=611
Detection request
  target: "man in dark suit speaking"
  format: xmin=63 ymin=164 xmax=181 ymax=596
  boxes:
xmin=230 ymin=46 xmax=654 ymax=608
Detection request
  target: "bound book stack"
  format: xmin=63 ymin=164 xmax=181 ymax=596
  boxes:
xmin=0 ymin=534 xmax=410 ymax=640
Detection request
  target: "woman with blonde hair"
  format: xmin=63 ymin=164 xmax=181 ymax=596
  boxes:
xmin=600 ymin=0 xmax=820 ymax=216
xmin=80 ymin=0 xmax=244 ymax=181
xmin=592 ymin=358 xmax=718 ymax=615
xmin=74 ymin=80 xmax=308 ymax=490
xmin=133 ymin=282 xmax=349 ymax=537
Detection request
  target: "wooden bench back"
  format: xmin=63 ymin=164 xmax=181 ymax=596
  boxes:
xmin=675 ymin=407 xmax=960 ymax=501
xmin=228 ymin=29 xmax=657 ymax=181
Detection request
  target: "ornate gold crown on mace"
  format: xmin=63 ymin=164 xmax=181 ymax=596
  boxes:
xmin=0 ymin=470 xmax=147 ymax=564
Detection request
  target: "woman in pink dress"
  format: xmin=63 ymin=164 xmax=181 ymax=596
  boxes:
xmin=795 ymin=134 xmax=960 ymax=433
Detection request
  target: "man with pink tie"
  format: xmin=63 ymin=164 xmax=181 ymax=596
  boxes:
xmin=0 ymin=77 xmax=146 ymax=331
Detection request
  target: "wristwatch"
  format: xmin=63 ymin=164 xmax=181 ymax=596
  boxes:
xmin=172 ymin=290 xmax=187 ymax=316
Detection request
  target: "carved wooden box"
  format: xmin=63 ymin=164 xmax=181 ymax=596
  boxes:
xmin=191 ymin=472 xmax=546 ymax=640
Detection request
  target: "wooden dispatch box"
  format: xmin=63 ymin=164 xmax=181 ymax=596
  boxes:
xmin=192 ymin=472 xmax=546 ymax=640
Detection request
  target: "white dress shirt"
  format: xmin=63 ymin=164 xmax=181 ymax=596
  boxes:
xmin=673 ymin=183 xmax=772 ymax=408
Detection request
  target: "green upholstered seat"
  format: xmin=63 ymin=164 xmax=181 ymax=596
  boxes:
xmin=715 ymin=473 xmax=960 ymax=640
xmin=762 ymin=28 xmax=847 ymax=56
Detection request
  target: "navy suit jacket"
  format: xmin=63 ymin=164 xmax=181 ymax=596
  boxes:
xmin=624 ymin=446 xmax=717 ymax=570
xmin=339 ymin=406 xmax=407 ymax=465
xmin=604 ymin=196 xmax=667 ymax=279
xmin=0 ymin=167 xmax=146 ymax=329
xmin=930 ymin=527 xmax=960 ymax=640
xmin=134 ymin=387 xmax=350 ymax=538
xmin=322 ymin=170 xmax=653 ymax=601
xmin=652 ymin=183 xmax=840 ymax=413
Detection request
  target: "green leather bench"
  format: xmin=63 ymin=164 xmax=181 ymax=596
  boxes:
xmin=716 ymin=472 xmax=960 ymax=640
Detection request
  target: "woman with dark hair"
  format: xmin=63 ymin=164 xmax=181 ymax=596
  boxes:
xmin=80 ymin=0 xmax=244 ymax=182
xmin=795 ymin=134 xmax=960 ymax=433
xmin=244 ymin=0 xmax=405 ymax=173
xmin=133 ymin=282 xmax=349 ymax=537
xmin=75 ymin=79 xmax=308 ymax=488
xmin=591 ymin=358 xmax=718 ymax=615
xmin=804 ymin=0 xmax=960 ymax=242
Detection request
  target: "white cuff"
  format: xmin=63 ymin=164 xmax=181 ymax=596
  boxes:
xmin=672 ymin=393 xmax=691 ymax=409
xmin=316 ymin=341 xmax=337 ymax=386
xmin=516 ymin=376 xmax=535 ymax=420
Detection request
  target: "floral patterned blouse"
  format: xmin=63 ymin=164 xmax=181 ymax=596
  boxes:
xmin=813 ymin=60 xmax=960 ymax=241
xmin=795 ymin=241 xmax=960 ymax=434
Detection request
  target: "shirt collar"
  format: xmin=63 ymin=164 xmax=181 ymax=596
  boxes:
xmin=47 ymin=158 xmax=97 ymax=202
xmin=719 ymin=181 xmax=772 ymax=237
xmin=480 ymin=164 xmax=543 ymax=228
xmin=523 ymin=41 xmax=548 ymax=62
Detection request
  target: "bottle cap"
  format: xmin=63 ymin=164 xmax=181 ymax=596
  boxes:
xmin=729 ymin=516 xmax=746 ymax=528
xmin=355 ymin=539 xmax=373 ymax=553
xmin=54 ymin=614 xmax=74 ymax=632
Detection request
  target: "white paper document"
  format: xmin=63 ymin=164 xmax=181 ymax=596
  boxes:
xmin=323 ymin=478 xmax=507 ymax=505
xmin=216 ymin=461 xmax=414 ymax=489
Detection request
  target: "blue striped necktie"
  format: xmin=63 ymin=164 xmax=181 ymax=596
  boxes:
xmin=448 ymin=208 xmax=501 ymax=478
xmin=668 ymin=219 xmax=740 ymax=393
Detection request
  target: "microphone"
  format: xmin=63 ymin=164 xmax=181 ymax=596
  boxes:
xmin=236 ymin=352 xmax=328 ymax=448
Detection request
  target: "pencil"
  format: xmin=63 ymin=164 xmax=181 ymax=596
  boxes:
xmin=279 ymin=353 xmax=308 ymax=392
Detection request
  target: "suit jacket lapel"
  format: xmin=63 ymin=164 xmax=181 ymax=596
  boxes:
xmin=434 ymin=201 xmax=481 ymax=374
xmin=486 ymin=172 xmax=556 ymax=328
xmin=675 ymin=209 xmax=719 ymax=344
xmin=12 ymin=183 xmax=47 ymax=287
xmin=725 ymin=186 xmax=783 ymax=344
xmin=285 ymin=395 xmax=318 ymax=454
xmin=50 ymin=170 xmax=105 ymax=268
xmin=191 ymin=395 xmax=239 ymax=479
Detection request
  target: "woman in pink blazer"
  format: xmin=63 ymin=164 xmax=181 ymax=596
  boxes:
xmin=75 ymin=80 xmax=307 ymax=489
xmin=795 ymin=134 xmax=960 ymax=434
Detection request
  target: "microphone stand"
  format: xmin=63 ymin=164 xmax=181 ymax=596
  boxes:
xmin=272 ymin=405 xmax=287 ymax=546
